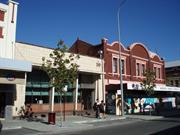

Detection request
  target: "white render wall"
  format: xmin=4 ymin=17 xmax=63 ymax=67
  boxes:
xmin=15 ymin=42 xmax=104 ymax=106
xmin=15 ymin=42 xmax=103 ymax=74
xmin=0 ymin=1 xmax=18 ymax=59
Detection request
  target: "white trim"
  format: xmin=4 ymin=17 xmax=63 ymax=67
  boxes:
xmin=107 ymin=48 xmax=130 ymax=56
xmin=151 ymin=60 xmax=164 ymax=65
xmin=107 ymin=41 xmax=129 ymax=51
xmin=132 ymin=55 xmax=149 ymax=61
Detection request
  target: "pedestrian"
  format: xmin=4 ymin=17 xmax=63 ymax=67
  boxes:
xmin=93 ymin=99 xmax=100 ymax=118
xmin=100 ymin=100 xmax=105 ymax=118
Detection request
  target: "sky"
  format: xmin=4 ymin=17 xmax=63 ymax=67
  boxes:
xmin=2 ymin=0 xmax=180 ymax=61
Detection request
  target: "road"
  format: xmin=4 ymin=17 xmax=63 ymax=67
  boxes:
xmin=1 ymin=115 xmax=180 ymax=135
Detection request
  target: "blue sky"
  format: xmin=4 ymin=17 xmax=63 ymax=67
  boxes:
xmin=2 ymin=0 xmax=180 ymax=61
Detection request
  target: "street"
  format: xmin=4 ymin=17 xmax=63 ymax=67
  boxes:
xmin=2 ymin=115 xmax=180 ymax=135
xmin=62 ymin=118 xmax=180 ymax=135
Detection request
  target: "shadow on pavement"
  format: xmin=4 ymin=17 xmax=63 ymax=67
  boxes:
xmin=150 ymin=125 xmax=180 ymax=135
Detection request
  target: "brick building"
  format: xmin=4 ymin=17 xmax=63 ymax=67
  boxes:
xmin=70 ymin=38 xmax=179 ymax=114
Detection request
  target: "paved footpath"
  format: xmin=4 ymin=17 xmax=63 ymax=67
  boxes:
xmin=2 ymin=109 xmax=180 ymax=134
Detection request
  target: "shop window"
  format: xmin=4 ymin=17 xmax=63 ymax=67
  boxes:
xmin=0 ymin=10 xmax=5 ymax=21
xmin=112 ymin=57 xmax=118 ymax=73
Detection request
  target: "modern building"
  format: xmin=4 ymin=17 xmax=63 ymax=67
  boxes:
xmin=0 ymin=1 xmax=32 ymax=118
xmin=15 ymin=41 xmax=103 ymax=114
xmin=70 ymin=38 xmax=180 ymax=114
xmin=0 ymin=0 xmax=104 ymax=118
xmin=165 ymin=60 xmax=180 ymax=108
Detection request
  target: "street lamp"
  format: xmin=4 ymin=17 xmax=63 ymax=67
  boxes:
xmin=117 ymin=0 xmax=126 ymax=116
xmin=98 ymin=50 xmax=105 ymax=102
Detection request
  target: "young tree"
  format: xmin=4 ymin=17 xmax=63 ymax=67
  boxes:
xmin=42 ymin=40 xmax=79 ymax=94
xmin=141 ymin=69 xmax=156 ymax=96
xmin=41 ymin=40 xmax=79 ymax=123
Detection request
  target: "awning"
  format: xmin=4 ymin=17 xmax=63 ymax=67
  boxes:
xmin=127 ymin=82 xmax=180 ymax=92
xmin=0 ymin=58 xmax=32 ymax=72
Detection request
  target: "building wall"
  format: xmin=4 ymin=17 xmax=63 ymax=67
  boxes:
xmin=0 ymin=1 xmax=18 ymax=59
xmin=104 ymin=41 xmax=165 ymax=85
xmin=15 ymin=42 xmax=104 ymax=113
xmin=15 ymin=42 xmax=102 ymax=74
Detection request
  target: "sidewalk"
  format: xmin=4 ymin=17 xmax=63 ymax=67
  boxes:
xmin=1 ymin=115 xmax=126 ymax=133
xmin=2 ymin=109 xmax=179 ymax=134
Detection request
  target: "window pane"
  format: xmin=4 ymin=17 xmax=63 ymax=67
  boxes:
xmin=136 ymin=63 xmax=140 ymax=76
xmin=113 ymin=58 xmax=118 ymax=73
xmin=158 ymin=68 xmax=161 ymax=79
xmin=119 ymin=59 xmax=125 ymax=74
xmin=142 ymin=64 xmax=145 ymax=76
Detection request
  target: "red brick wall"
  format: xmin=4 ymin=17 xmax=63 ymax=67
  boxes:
xmin=31 ymin=103 xmax=82 ymax=113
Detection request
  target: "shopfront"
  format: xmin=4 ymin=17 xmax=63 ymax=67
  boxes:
xmin=0 ymin=58 xmax=32 ymax=118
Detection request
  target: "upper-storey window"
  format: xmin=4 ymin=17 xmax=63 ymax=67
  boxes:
xmin=112 ymin=57 xmax=118 ymax=73
xmin=0 ymin=10 xmax=5 ymax=21
xmin=153 ymin=64 xmax=162 ymax=79
xmin=0 ymin=27 xmax=3 ymax=38
xmin=136 ymin=60 xmax=146 ymax=77
xmin=119 ymin=59 xmax=125 ymax=74
xmin=136 ymin=63 xmax=140 ymax=76
xmin=142 ymin=64 xmax=145 ymax=76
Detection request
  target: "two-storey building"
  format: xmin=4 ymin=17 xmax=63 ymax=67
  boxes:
xmin=0 ymin=1 xmax=31 ymax=118
xmin=70 ymin=38 xmax=179 ymax=114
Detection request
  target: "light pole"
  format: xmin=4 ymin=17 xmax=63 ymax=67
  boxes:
xmin=98 ymin=50 xmax=105 ymax=102
xmin=117 ymin=0 xmax=126 ymax=116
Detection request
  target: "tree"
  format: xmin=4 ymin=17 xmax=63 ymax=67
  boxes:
xmin=141 ymin=69 xmax=156 ymax=96
xmin=41 ymin=40 xmax=79 ymax=123
xmin=42 ymin=40 xmax=79 ymax=93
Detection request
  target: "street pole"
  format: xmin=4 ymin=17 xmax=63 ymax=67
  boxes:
xmin=117 ymin=0 xmax=126 ymax=116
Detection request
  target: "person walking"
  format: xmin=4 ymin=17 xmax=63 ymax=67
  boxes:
xmin=100 ymin=100 xmax=105 ymax=118
xmin=93 ymin=99 xmax=100 ymax=118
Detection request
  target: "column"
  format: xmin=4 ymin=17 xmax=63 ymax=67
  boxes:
xmin=49 ymin=87 xmax=55 ymax=112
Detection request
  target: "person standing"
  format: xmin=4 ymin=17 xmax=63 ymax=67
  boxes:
xmin=100 ymin=100 xmax=105 ymax=118
xmin=93 ymin=99 xmax=100 ymax=118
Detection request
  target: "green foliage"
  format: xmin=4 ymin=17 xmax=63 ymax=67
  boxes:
xmin=140 ymin=69 xmax=156 ymax=96
xmin=42 ymin=40 xmax=79 ymax=93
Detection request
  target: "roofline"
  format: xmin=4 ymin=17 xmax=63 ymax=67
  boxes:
xmin=16 ymin=41 xmax=55 ymax=50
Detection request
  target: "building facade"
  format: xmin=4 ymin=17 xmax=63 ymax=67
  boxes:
xmin=165 ymin=60 xmax=180 ymax=108
xmin=15 ymin=42 xmax=103 ymax=114
xmin=0 ymin=1 xmax=31 ymax=118
xmin=70 ymin=38 xmax=180 ymax=114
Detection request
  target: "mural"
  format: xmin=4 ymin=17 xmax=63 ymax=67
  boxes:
xmin=125 ymin=97 xmax=176 ymax=114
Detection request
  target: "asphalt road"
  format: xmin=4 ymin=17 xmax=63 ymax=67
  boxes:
xmin=62 ymin=118 xmax=180 ymax=135
xmin=2 ymin=115 xmax=180 ymax=135
xmin=0 ymin=128 xmax=39 ymax=135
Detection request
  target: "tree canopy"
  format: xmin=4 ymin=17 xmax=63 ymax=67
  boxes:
xmin=141 ymin=69 xmax=156 ymax=96
xmin=42 ymin=40 xmax=79 ymax=93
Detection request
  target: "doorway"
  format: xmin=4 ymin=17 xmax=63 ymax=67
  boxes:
xmin=0 ymin=93 xmax=6 ymax=118
xmin=81 ymin=89 xmax=93 ymax=110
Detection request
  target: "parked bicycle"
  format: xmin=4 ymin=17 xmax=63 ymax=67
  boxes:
xmin=18 ymin=104 xmax=34 ymax=120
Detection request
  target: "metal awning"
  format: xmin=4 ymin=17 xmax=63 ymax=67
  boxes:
xmin=0 ymin=58 xmax=32 ymax=72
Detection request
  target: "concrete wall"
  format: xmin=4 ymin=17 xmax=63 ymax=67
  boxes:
xmin=0 ymin=1 xmax=18 ymax=59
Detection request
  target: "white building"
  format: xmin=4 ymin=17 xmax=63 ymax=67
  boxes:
xmin=0 ymin=1 xmax=32 ymax=119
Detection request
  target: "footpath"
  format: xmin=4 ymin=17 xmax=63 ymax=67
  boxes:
xmin=1 ymin=109 xmax=180 ymax=134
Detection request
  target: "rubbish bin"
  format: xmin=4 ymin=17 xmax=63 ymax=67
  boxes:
xmin=48 ymin=112 xmax=56 ymax=124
